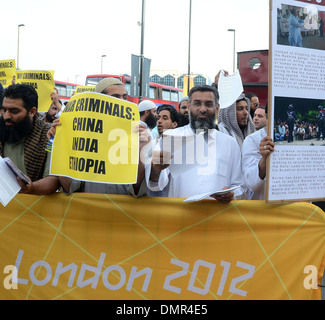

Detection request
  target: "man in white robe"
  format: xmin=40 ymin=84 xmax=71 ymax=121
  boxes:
xmin=145 ymin=85 xmax=246 ymax=204
xmin=241 ymin=106 xmax=274 ymax=200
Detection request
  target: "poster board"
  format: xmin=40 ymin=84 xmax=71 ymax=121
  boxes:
xmin=0 ymin=60 xmax=16 ymax=88
xmin=50 ymin=92 xmax=140 ymax=184
xmin=0 ymin=194 xmax=324 ymax=300
xmin=268 ymin=0 xmax=325 ymax=203
xmin=74 ymin=86 xmax=95 ymax=95
xmin=15 ymin=70 xmax=55 ymax=112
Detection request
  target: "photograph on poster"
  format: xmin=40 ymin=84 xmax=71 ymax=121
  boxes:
xmin=273 ymin=96 xmax=325 ymax=145
xmin=277 ymin=3 xmax=325 ymax=50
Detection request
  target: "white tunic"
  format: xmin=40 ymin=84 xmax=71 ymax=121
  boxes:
xmin=146 ymin=124 xmax=246 ymax=199
xmin=241 ymin=127 xmax=267 ymax=200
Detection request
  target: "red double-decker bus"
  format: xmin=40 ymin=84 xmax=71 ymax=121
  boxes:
xmin=85 ymin=74 xmax=183 ymax=109
xmin=54 ymin=80 xmax=81 ymax=103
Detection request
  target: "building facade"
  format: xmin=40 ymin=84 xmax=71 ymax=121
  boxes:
xmin=149 ymin=70 xmax=211 ymax=89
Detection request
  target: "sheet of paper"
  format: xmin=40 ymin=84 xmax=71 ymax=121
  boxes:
xmin=184 ymin=186 xmax=241 ymax=203
xmin=0 ymin=156 xmax=21 ymax=207
xmin=4 ymin=157 xmax=30 ymax=184
xmin=218 ymin=70 xmax=243 ymax=109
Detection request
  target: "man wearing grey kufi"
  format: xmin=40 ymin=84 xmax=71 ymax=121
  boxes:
xmin=217 ymin=93 xmax=255 ymax=148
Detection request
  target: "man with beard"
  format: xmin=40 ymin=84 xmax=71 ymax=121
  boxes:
xmin=177 ymin=96 xmax=189 ymax=127
xmin=146 ymin=85 xmax=245 ymax=203
xmin=138 ymin=100 xmax=157 ymax=130
xmin=0 ymin=84 xmax=59 ymax=194
xmin=39 ymin=88 xmax=63 ymax=123
xmin=217 ymin=93 xmax=255 ymax=148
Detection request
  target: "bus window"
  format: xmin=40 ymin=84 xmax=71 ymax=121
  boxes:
xmin=178 ymin=92 xmax=183 ymax=102
xmin=85 ymin=77 xmax=102 ymax=86
xmin=162 ymin=89 xmax=170 ymax=101
xmin=55 ymin=84 xmax=67 ymax=97
xmin=149 ymin=86 xmax=156 ymax=99
xmin=67 ymin=85 xmax=74 ymax=97
xmin=171 ymin=90 xmax=179 ymax=102
xmin=124 ymin=82 xmax=131 ymax=95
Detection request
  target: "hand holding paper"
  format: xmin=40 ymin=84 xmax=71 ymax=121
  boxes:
xmin=184 ymin=185 xmax=240 ymax=203
xmin=0 ymin=156 xmax=22 ymax=207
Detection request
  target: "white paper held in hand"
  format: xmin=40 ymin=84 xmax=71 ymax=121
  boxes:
xmin=184 ymin=185 xmax=241 ymax=203
xmin=0 ymin=156 xmax=22 ymax=207
xmin=218 ymin=70 xmax=244 ymax=109
xmin=4 ymin=157 xmax=30 ymax=184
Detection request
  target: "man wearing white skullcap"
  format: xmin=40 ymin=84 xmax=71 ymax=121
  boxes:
xmin=138 ymin=100 xmax=157 ymax=130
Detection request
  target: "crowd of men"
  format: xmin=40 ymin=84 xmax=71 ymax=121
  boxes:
xmin=0 ymin=73 xmax=316 ymax=206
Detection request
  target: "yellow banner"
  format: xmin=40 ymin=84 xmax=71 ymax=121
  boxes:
xmin=50 ymin=92 xmax=139 ymax=184
xmin=74 ymin=86 xmax=95 ymax=95
xmin=15 ymin=70 xmax=55 ymax=112
xmin=0 ymin=194 xmax=324 ymax=300
xmin=0 ymin=59 xmax=16 ymax=88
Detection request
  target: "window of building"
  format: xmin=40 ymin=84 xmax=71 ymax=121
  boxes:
xmin=150 ymin=74 xmax=162 ymax=84
xmin=163 ymin=74 xmax=175 ymax=87
xmin=194 ymin=75 xmax=207 ymax=86
xmin=177 ymin=76 xmax=184 ymax=89
xmin=248 ymin=57 xmax=261 ymax=69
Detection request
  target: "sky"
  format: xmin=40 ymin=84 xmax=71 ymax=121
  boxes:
xmin=1 ymin=0 xmax=270 ymax=85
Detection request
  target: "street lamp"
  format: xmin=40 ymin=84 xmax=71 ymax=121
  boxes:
xmin=227 ymin=28 xmax=236 ymax=73
xmin=139 ymin=0 xmax=146 ymax=100
xmin=101 ymin=55 xmax=106 ymax=74
xmin=17 ymin=24 xmax=25 ymax=70
xmin=187 ymin=0 xmax=192 ymax=95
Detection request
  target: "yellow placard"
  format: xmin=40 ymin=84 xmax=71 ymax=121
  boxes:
xmin=15 ymin=70 xmax=55 ymax=112
xmin=74 ymin=86 xmax=95 ymax=95
xmin=0 ymin=194 xmax=324 ymax=300
xmin=0 ymin=59 xmax=16 ymax=88
xmin=50 ymin=92 xmax=139 ymax=184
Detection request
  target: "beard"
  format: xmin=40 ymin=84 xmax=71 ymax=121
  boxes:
xmin=239 ymin=123 xmax=247 ymax=131
xmin=45 ymin=112 xmax=55 ymax=123
xmin=145 ymin=112 xmax=157 ymax=130
xmin=0 ymin=114 xmax=33 ymax=143
xmin=189 ymin=111 xmax=216 ymax=132
xmin=179 ymin=114 xmax=189 ymax=127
